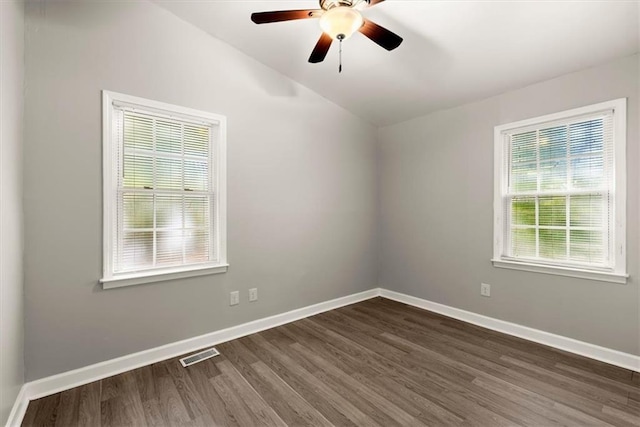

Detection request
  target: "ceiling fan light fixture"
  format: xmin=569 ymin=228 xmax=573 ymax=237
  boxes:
xmin=319 ymin=7 xmax=364 ymax=40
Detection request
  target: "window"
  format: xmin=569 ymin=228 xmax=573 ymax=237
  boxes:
xmin=101 ymin=91 xmax=227 ymax=288
xmin=493 ymin=99 xmax=627 ymax=283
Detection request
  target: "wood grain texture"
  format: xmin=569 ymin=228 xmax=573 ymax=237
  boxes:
xmin=22 ymin=298 xmax=639 ymax=426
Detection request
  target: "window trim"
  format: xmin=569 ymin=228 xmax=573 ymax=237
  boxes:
xmin=101 ymin=91 xmax=228 ymax=289
xmin=492 ymin=99 xmax=627 ymax=284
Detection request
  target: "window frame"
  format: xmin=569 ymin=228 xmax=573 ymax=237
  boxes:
xmin=101 ymin=91 xmax=228 ymax=289
xmin=492 ymin=99 xmax=627 ymax=284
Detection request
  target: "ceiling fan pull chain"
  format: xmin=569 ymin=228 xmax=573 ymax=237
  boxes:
xmin=338 ymin=35 xmax=344 ymax=73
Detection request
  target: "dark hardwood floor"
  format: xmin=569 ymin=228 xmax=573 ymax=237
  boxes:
xmin=22 ymin=297 xmax=640 ymax=426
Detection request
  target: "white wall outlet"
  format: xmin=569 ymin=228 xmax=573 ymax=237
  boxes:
xmin=230 ymin=291 xmax=240 ymax=306
xmin=249 ymin=288 xmax=258 ymax=302
xmin=481 ymin=283 xmax=491 ymax=297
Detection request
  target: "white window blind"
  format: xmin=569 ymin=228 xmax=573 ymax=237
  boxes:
xmin=493 ymin=99 xmax=626 ymax=283
xmin=505 ymin=112 xmax=613 ymax=267
xmin=115 ymin=109 xmax=216 ymax=272
xmin=102 ymin=91 xmax=227 ymax=288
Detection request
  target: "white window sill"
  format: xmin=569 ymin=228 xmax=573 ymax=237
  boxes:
xmin=100 ymin=263 xmax=229 ymax=289
xmin=491 ymin=259 xmax=628 ymax=284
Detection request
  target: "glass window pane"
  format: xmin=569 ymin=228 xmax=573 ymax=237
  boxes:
xmin=569 ymin=230 xmax=603 ymax=264
xmin=511 ymin=197 xmax=535 ymax=226
xmin=185 ymin=196 xmax=209 ymax=229
xmin=156 ymin=120 xmax=182 ymax=155
xmin=185 ymin=229 xmax=210 ymax=263
xmin=156 ymin=158 xmax=183 ymax=190
xmin=539 ymin=125 xmax=567 ymax=161
xmin=540 ymin=160 xmax=566 ymax=191
xmin=539 ymin=196 xmax=566 ymax=227
xmin=156 ymin=195 xmax=183 ymax=229
xmin=122 ymin=193 xmax=153 ymax=229
xmin=184 ymin=124 xmax=210 ymax=158
xmin=512 ymin=163 xmax=537 ymax=192
xmin=184 ymin=160 xmax=208 ymax=192
xmin=570 ymin=119 xmax=603 ymax=155
xmin=570 ymin=195 xmax=604 ymax=228
xmin=511 ymin=131 xmax=536 ymax=164
xmin=157 ymin=230 xmax=183 ymax=266
xmin=539 ymin=228 xmax=566 ymax=260
xmin=120 ymin=231 xmax=153 ymax=271
xmin=571 ymin=156 xmax=603 ymax=190
xmin=124 ymin=114 xmax=153 ymax=151
xmin=123 ymin=154 xmax=153 ymax=189
xmin=511 ymin=228 xmax=536 ymax=258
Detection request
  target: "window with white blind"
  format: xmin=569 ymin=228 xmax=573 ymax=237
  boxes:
xmin=493 ymin=99 xmax=627 ymax=283
xmin=101 ymin=91 xmax=227 ymax=288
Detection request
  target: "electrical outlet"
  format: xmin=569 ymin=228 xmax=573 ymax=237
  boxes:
xmin=230 ymin=291 xmax=239 ymax=306
xmin=481 ymin=283 xmax=491 ymax=297
xmin=249 ymin=288 xmax=258 ymax=302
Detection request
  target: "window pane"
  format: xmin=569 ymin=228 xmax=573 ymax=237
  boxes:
xmin=184 ymin=124 xmax=209 ymax=158
xmin=539 ymin=125 xmax=567 ymax=161
xmin=121 ymin=231 xmax=153 ymax=271
xmin=123 ymin=193 xmax=153 ymax=229
xmin=156 ymin=119 xmax=182 ymax=155
xmin=185 ymin=229 xmax=210 ymax=263
xmin=539 ymin=228 xmax=566 ymax=260
xmin=156 ymin=158 xmax=183 ymax=190
xmin=570 ymin=195 xmax=604 ymax=228
xmin=539 ymin=196 xmax=566 ymax=227
xmin=511 ymin=197 xmax=535 ymax=226
xmin=571 ymin=156 xmax=603 ymax=190
xmin=569 ymin=230 xmax=603 ymax=264
xmin=123 ymin=154 xmax=153 ymax=189
xmin=185 ymin=196 xmax=209 ymax=229
xmin=570 ymin=119 xmax=603 ymax=155
xmin=157 ymin=230 xmax=183 ymax=266
xmin=511 ymin=131 xmax=536 ymax=164
xmin=512 ymin=163 xmax=537 ymax=192
xmin=124 ymin=114 xmax=153 ymax=151
xmin=512 ymin=228 xmax=536 ymax=258
xmin=540 ymin=160 xmax=566 ymax=191
xmin=156 ymin=195 xmax=183 ymax=229
xmin=184 ymin=160 xmax=208 ymax=191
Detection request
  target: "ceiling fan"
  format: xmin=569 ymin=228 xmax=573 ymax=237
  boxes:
xmin=251 ymin=0 xmax=403 ymax=70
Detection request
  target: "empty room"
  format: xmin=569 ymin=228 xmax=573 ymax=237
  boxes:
xmin=1 ymin=0 xmax=639 ymax=426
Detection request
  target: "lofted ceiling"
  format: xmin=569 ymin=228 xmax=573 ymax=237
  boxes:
xmin=156 ymin=0 xmax=640 ymax=127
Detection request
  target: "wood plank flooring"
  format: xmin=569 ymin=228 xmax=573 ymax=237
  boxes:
xmin=22 ymin=297 xmax=640 ymax=426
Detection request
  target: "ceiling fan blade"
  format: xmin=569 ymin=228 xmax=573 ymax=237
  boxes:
xmin=358 ymin=19 xmax=403 ymax=51
xmin=309 ymin=33 xmax=333 ymax=63
xmin=366 ymin=0 xmax=386 ymax=7
xmin=251 ymin=9 xmax=322 ymax=24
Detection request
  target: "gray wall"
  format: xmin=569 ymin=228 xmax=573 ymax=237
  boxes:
xmin=0 ymin=0 xmax=25 ymax=422
xmin=379 ymin=54 xmax=640 ymax=355
xmin=24 ymin=0 xmax=378 ymax=380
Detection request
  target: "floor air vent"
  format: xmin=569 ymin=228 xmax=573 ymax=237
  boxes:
xmin=180 ymin=347 xmax=220 ymax=367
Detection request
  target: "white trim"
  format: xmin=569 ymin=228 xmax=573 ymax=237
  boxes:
xmin=379 ymin=288 xmax=640 ymax=373
xmin=19 ymin=289 xmax=380 ymax=405
xmin=101 ymin=91 xmax=228 ymax=289
xmin=493 ymin=98 xmax=627 ymax=281
xmin=100 ymin=263 xmax=229 ymax=289
xmin=491 ymin=259 xmax=628 ymax=284
xmin=4 ymin=385 xmax=28 ymax=427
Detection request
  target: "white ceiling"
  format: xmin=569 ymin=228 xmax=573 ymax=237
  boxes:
xmin=157 ymin=0 xmax=639 ymax=127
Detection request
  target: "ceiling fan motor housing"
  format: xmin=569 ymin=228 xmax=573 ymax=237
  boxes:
xmin=320 ymin=0 xmax=368 ymax=11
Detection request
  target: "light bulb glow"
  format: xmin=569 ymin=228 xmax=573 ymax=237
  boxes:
xmin=319 ymin=7 xmax=364 ymax=40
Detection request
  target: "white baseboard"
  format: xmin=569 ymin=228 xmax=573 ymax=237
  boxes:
xmin=9 ymin=288 xmax=380 ymax=427
xmin=379 ymin=288 xmax=640 ymax=373
xmin=9 ymin=286 xmax=639 ymax=427
xmin=5 ymin=385 xmax=28 ymax=427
